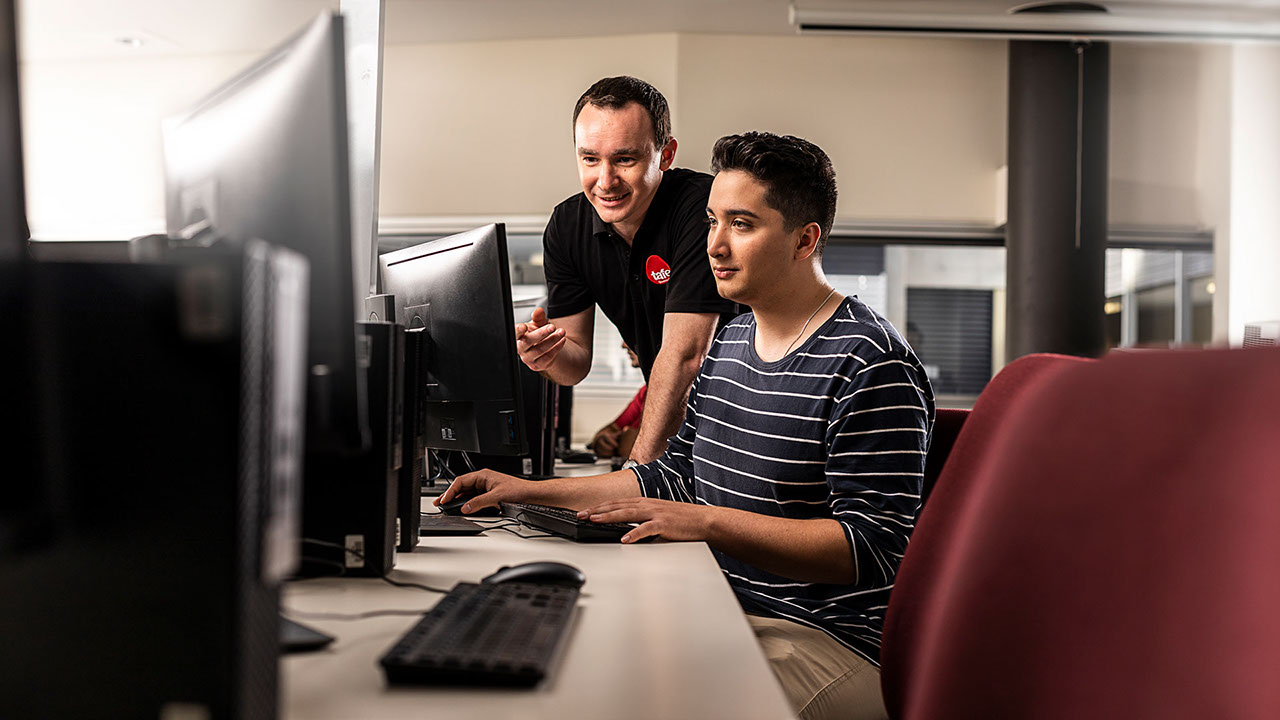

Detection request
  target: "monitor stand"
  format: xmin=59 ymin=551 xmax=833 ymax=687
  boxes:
xmin=280 ymin=616 xmax=335 ymax=654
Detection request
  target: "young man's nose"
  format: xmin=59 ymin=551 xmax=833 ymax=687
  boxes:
xmin=707 ymin=224 xmax=728 ymax=257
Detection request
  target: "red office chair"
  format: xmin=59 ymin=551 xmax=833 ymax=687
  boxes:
xmin=882 ymin=353 xmax=1093 ymax=718
xmin=901 ymin=347 xmax=1280 ymax=719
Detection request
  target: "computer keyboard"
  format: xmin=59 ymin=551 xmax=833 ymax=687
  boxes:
xmin=501 ymin=502 xmax=652 ymax=543
xmin=379 ymin=582 xmax=579 ymax=687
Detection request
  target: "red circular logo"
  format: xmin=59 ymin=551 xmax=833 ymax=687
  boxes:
xmin=645 ymin=255 xmax=672 ymax=285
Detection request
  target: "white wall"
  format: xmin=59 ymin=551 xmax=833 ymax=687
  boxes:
xmin=1108 ymin=43 xmax=1214 ymax=228
xmin=1226 ymin=44 xmax=1280 ymax=343
xmin=20 ymin=53 xmax=260 ymax=240
xmin=675 ymin=34 xmax=1008 ymax=223
xmin=23 ymin=34 xmax=1230 ymax=237
xmin=379 ymin=34 xmax=678 ymax=218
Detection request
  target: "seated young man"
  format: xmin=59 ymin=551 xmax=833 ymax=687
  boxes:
xmin=437 ymin=132 xmax=934 ymax=720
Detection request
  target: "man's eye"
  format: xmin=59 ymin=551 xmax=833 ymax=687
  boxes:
xmin=581 ymin=156 xmax=598 ymax=164
xmin=616 ymin=157 xmax=635 ymax=165
xmin=705 ymin=216 xmax=717 ymax=227
xmin=732 ymin=219 xmax=750 ymax=230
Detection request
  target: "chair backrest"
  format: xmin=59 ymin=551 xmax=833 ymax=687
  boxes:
xmin=921 ymin=408 xmax=969 ymax=506
xmin=882 ymin=353 xmax=1093 ymax=718
xmin=902 ymin=348 xmax=1280 ymax=719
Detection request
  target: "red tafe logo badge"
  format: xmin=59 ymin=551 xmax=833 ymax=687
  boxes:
xmin=646 ymin=255 xmax=672 ymax=285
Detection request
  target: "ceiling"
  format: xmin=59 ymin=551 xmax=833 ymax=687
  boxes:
xmin=17 ymin=0 xmax=1280 ymax=62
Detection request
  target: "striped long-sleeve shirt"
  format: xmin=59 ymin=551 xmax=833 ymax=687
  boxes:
xmin=632 ymin=295 xmax=934 ymax=666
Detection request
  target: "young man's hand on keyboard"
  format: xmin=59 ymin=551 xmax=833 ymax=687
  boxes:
xmin=576 ymin=497 xmax=720 ymax=544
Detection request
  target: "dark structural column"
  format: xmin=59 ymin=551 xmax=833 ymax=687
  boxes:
xmin=1006 ymin=40 xmax=1109 ymax=360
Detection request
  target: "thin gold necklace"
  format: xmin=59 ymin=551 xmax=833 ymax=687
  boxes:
xmin=783 ymin=287 xmax=838 ymax=357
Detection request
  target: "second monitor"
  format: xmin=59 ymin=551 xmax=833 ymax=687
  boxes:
xmin=379 ymin=223 xmax=527 ymax=459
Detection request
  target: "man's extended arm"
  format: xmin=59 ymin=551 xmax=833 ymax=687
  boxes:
xmin=515 ymin=306 xmax=594 ymax=386
xmin=627 ymin=312 xmax=718 ymax=463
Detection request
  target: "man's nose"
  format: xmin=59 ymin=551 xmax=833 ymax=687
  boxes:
xmin=597 ymin=162 xmax=618 ymax=189
xmin=707 ymin=223 xmax=727 ymax=257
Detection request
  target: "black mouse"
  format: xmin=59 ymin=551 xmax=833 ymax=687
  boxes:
xmin=437 ymin=493 xmax=500 ymax=517
xmin=480 ymin=561 xmax=586 ymax=588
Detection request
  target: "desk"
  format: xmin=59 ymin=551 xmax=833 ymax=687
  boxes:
xmin=281 ymin=495 xmax=794 ymax=719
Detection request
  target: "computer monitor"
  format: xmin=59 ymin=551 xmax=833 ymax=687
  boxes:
xmin=0 ymin=0 xmax=25 ymax=262
xmin=378 ymin=223 xmax=527 ymax=456
xmin=0 ymin=0 xmax=34 ymax=549
xmin=162 ymin=12 xmax=368 ymax=453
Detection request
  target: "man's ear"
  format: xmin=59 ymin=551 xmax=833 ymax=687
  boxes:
xmin=658 ymin=138 xmax=678 ymax=171
xmin=794 ymin=223 xmax=823 ymax=261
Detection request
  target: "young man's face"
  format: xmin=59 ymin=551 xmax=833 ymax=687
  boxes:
xmin=705 ymin=170 xmax=798 ymax=306
xmin=574 ymin=102 xmax=674 ymax=234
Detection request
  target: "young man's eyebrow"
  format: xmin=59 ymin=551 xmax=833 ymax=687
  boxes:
xmin=706 ymin=207 xmax=762 ymax=219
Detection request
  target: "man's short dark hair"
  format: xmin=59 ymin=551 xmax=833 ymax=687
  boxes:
xmin=573 ymin=76 xmax=672 ymax=151
xmin=711 ymin=132 xmax=838 ymax=257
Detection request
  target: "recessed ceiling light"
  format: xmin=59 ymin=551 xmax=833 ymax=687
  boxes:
xmin=1009 ymin=1 xmax=1109 ymax=14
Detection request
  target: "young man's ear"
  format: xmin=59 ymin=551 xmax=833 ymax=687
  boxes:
xmin=794 ymin=222 xmax=823 ymax=261
xmin=658 ymin=138 xmax=678 ymax=171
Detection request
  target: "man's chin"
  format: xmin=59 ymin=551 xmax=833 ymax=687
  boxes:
xmin=591 ymin=201 xmax=632 ymax=224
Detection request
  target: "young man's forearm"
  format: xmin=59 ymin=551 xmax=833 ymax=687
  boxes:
xmin=527 ymin=469 xmax=643 ymax=510
xmin=704 ymin=507 xmax=855 ymax=585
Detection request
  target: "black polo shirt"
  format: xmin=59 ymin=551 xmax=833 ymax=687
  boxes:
xmin=542 ymin=167 xmax=740 ymax=381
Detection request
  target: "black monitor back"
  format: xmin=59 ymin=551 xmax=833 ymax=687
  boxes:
xmin=379 ymin=224 xmax=526 ymax=456
xmin=0 ymin=0 xmax=25 ymax=261
xmin=162 ymin=12 xmax=367 ymax=454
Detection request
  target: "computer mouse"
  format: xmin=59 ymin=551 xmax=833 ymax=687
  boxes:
xmin=480 ymin=561 xmax=586 ymax=588
xmin=437 ymin=493 xmax=500 ymax=517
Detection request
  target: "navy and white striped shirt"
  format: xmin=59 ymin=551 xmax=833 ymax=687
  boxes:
xmin=632 ymin=295 xmax=934 ymax=666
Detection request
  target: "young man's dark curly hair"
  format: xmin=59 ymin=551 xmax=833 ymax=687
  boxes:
xmin=711 ymin=132 xmax=838 ymax=257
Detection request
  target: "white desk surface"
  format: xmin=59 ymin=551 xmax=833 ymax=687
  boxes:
xmin=281 ymin=496 xmax=794 ymax=720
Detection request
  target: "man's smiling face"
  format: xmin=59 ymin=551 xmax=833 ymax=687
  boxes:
xmin=574 ymin=102 xmax=672 ymax=238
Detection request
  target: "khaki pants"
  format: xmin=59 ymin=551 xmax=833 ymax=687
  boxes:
xmin=747 ymin=614 xmax=888 ymax=720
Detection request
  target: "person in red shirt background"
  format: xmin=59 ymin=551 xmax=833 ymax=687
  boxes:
xmin=591 ymin=343 xmax=647 ymax=460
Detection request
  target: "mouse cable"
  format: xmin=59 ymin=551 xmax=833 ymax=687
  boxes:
xmin=484 ymin=523 xmax=560 ymax=540
xmin=282 ymin=607 xmax=430 ymax=621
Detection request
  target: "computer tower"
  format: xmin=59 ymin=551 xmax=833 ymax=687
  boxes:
xmin=463 ymin=362 xmax=557 ymax=478
xmin=554 ymin=384 xmax=574 ymax=458
xmin=300 ymin=321 xmax=401 ymax=577
xmin=0 ymin=241 xmax=307 ymax=720
xmin=397 ymin=328 xmax=425 ymax=549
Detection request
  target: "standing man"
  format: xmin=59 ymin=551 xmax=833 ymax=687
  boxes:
xmin=517 ymin=76 xmax=739 ymax=464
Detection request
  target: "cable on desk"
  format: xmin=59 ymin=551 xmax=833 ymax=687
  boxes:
xmin=483 ymin=522 xmax=559 ymax=540
xmin=298 ymin=538 xmax=452 ymax=594
xmin=282 ymin=607 xmax=432 ymax=621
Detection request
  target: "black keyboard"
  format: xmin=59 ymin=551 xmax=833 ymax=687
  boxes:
xmin=379 ymin=582 xmax=578 ymax=687
xmin=500 ymin=502 xmax=652 ymax=543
